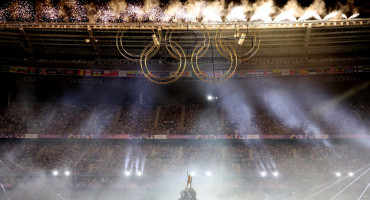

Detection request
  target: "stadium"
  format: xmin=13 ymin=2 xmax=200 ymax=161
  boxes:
xmin=0 ymin=0 xmax=369 ymax=199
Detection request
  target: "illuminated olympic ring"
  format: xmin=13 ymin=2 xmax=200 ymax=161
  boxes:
xmin=215 ymin=23 xmax=261 ymax=62
xmin=191 ymin=39 xmax=237 ymax=84
xmin=140 ymin=41 xmax=186 ymax=84
xmin=116 ymin=29 xmax=160 ymax=62
xmin=165 ymin=23 xmax=210 ymax=59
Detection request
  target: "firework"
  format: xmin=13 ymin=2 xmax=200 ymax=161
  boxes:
xmin=323 ymin=11 xmax=340 ymax=20
xmin=7 ymin=0 xmax=34 ymax=21
xmin=349 ymin=13 xmax=359 ymax=19
xmin=0 ymin=0 xmax=363 ymax=23
xmin=0 ymin=9 xmax=5 ymax=22
xmin=274 ymin=9 xmax=296 ymax=21
xmin=250 ymin=1 xmax=273 ymax=22
xmin=226 ymin=6 xmax=246 ymax=22
xmin=298 ymin=10 xmax=321 ymax=21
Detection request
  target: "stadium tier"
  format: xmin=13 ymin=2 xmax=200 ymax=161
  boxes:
xmin=1 ymin=101 xmax=370 ymax=137
xmin=0 ymin=140 xmax=369 ymax=200
xmin=0 ymin=0 xmax=370 ymax=199
xmin=0 ymin=19 xmax=369 ymax=72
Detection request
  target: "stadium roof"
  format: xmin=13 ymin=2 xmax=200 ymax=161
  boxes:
xmin=0 ymin=19 xmax=369 ymax=71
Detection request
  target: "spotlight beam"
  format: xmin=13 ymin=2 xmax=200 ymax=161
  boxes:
xmin=329 ymin=167 xmax=370 ymax=200
xmin=55 ymin=194 xmax=68 ymax=200
xmin=303 ymin=164 xmax=370 ymax=200
xmin=41 ymin=179 xmax=69 ymax=200
xmin=303 ymin=176 xmax=348 ymax=200
xmin=0 ymin=160 xmax=12 ymax=172
xmin=317 ymin=81 xmax=370 ymax=113
xmin=0 ymin=183 xmax=10 ymax=200
xmin=281 ymin=178 xmax=340 ymax=200
xmin=356 ymin=182 xmax=370 ymax=200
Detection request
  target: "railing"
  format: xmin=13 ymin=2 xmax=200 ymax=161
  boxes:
xmin=0 ymin=18 xmax=369 ymax=30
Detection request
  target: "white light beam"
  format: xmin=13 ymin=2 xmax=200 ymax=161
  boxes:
xmin=329 ymin=167 xmax=370 ymax=200
xmin=0 ymin=183 xmax=10 ymax=200
xmin=356 ymin=182 xmax=370 ymax=200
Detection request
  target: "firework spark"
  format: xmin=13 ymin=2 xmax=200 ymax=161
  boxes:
xmin=0 ymin=9 xmax=5 ymax=22
xmin=274 ymin=9 xmax=296 ymax=21
xmin=7 ymin=0 xmax=34 ymax=21
xmin=97 ymin=6 xmax=116 ymax=23
xmin=202 ymin=1 xmax=224 ymax=22
xmin=36 ymin=0 xmax=59 ymax=22
xmin=226 ymin=6 xmax=246 ymax=21
xmin=298 ymin=10 xmax=322 ymax=21
xmin=323 ymin=11 xmax=340 ymax=20
xmin=0 ymin=0 xmax=363 ymax=23
xmin=349 ymin=13 xmax=360 ymax=19
xmin=250 ymin=1 xmax=274 ymax=22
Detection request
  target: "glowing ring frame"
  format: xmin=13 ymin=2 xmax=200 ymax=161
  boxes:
xmin=116 ymin=29 xmax=160 ymax=62
xmin=191 ymin=39 xmax=238 ymax=84
xmin=215 ymin=23 xmax=261 ymax=62
xmin=140 ymin=41 xmax=186 ymax=84
xmin=165 ymin=24 xmax=210 ymax=59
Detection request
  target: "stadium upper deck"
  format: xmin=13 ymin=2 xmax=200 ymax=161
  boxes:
xmin=0 ymin=18 xmax=368 ymax=29
xmin=0 ymin=19 xmax=369 ymax=70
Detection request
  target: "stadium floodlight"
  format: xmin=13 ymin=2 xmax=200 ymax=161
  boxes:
xmin=348 ymin=172 xmax=354 ymax=177
xmin=64 ymin=170 xmax=71 ymax=176
xmin=335 ymin=172 xmax=341 ymax=177
xmin=52 ymin=170 xmax=59 ymax=176
xmin=207 ymin=95 xmax=218 ymax=101
xmin=206 ymin=171 xmax=212 ymax=177
xmin=273 ymin=171 xmax=279 ymax=177
xmin=190 ymin=171 xmax=196 ymax=177
xmin=137 ymin=171 xmax=142 ymax=176
xmin=152 ymin=34 xmax=160 ymax=46
xmin=260 ymin=171 xmax=267 ymax=177
xmin=125 ymin=171 xmax=131 ymax=176
xmin=238 ymin=33 xmax=246 ymax=45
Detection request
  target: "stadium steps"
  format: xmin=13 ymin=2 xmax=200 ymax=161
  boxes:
xmin=180 ymin=105 xmax=185 ymax=128
xmin=88 ymin=164 xmax=95 ymax=173
xmin=44 ymin=107 xmax=57 ymax=128
xmin=74 ymin=150 xmax=88 ymax=168
xmin=87 ymin=149 xmax=113 ymax=173
xmin=221 ymin=109 xmax=225 ymax=128
xmin=249 ymin=149 xmax=253 ymax=160
xmin=154 ymin=106 xmax=160 ymax=128
xmin=112 ymin=106 xmax=122 ymax=125
xmin=107 ymin=149 xmax=114 ymax=160
xmin=36 ymin=146 xmax=47 ymax=159
xmin=292 ymin=149 xmax=298 ymax=159
xmin=89 ymin=155 xmax=111 ymax=173
xmin=21 ymin=107 xmax=31 ymax=124
xmin=178 ymin=146 xmax=183 ymax=159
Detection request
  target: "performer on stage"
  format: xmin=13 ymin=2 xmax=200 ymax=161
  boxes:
xmin=187 ymin=171 xmax=192 ymax=187
xmin=179 ymin=171 xmax=197 ymax=200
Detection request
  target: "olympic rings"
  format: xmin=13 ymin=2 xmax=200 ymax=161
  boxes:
xmin=140 ymin=41 xmax=186 ymax=84
xmin=116 ymin=29 xmax=161 ymax=62
xmin=191 ymin=38 xmax=238 ymax=84
xmin=116 ymin=23 xmax=260 ymax=84
xmin=165 ymin=24 xmax=210 ymax=59
xmin=215 ymin=23 xmax=261 ymax=62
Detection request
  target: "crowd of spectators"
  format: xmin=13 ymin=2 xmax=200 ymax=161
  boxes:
xmin=183 ymin=104 xmax=225 ymax=135
xmin=0 ymin=141 xmax=368 ymax=186
xmin=157 ymin=104 xmax=182 ymax=134
xmin=0 ymin=102 xmax=369 ymax=136
xmin=110 ymin=104 xmax=156 ymax=135
xmin=0 ymin=105 xmax=27 ymax=136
